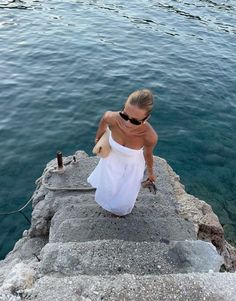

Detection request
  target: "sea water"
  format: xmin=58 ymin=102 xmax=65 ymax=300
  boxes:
xmin=0 ymin=0 xmax=235 ymax=259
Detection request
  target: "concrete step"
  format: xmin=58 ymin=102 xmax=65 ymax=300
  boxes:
xmin=52 ymin=192 xmax=178 ymax=215
xmin=136 ymin=192 xmax=178 ymax=209
xmin=39 ymin=240 xmax=178 ymax=276
xmin=30 ymin=272 xmax=236 ymax=301
xmin=49 ymin=215 xmax=196 ymax=243
xmin=46 ymin=155 xmax=178 ymax=211
xmin=51 ymin=202 xmax=178 ymax=224
xmin=45 ymin=156 xmax=99 ymax=192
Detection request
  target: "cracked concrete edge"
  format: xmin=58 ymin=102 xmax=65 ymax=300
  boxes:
xmin=163 ymin=157 xmax=236 ymax=272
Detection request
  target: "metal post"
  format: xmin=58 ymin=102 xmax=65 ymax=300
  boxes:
xmin=57 ymin=151 xmax=63 ymax=170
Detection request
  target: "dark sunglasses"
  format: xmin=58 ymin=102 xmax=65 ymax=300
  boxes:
xmin=119 ymin=111 xmax=148 ymax=125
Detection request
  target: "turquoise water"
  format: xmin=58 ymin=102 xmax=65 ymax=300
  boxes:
xmin=0 ymin=0 xmax=235 ymax=259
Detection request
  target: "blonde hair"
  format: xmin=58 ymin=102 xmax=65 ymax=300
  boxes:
xmin=125 ymin=89 xmax=154 ymax=115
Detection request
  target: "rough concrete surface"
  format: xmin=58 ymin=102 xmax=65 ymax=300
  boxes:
xmin=0 ymin=150 xmax=235 ymax=301
xmin=30 ymin=272 xmax=236 ymax=301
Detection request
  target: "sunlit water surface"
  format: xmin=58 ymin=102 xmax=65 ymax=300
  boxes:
xmin=0 ymin=0 xmax=235 ymax=259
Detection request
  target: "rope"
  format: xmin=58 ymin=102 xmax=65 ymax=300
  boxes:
xmin=41 ymin=174 xmax=95 ymax=191
xmin=40 ymin=166 xmax=96 ymax=191
xmin=0 ymin=163 xmax=95 ymax=216
xmin=0 ymin=195 xmax=36 ymax=224
xmin=0 ymin=196 xmax=34 ymax=216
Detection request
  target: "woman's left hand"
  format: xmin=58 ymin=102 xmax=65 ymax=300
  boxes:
xmin=148 ymin=172 xmax=157 ymax=182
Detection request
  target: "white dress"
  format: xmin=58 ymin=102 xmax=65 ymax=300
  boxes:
xmin=87 ymin=129 xmax=145 ymax=216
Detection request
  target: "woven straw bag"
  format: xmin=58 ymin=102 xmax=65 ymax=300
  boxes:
xmin=92 ymin=128 xmax=111 ymax=158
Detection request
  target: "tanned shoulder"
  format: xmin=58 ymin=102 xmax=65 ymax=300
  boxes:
xmin=144 ymin=124 xmax=158 ymax=147
xmin=103 ymin=111 xmax=117 ymax=126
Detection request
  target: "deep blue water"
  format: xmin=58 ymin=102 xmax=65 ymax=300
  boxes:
xmin=0 ymin=0 xmax=235 ymax=259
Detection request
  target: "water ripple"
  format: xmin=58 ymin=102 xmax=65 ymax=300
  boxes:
xmin=150 ymin=0 xmax=236 ymax=35
xmin=0 ymin=0 xmax=236 ymax=259
xmin=199 ymin=0 xmax=235 ymax=11
xmin=79 ymin=0 xmax=236 ymax=36
xmin=0 ymin=0 xmax=41 ymax=10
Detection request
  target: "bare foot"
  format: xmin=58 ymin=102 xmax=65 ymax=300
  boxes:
xmin=110 ymin=213 xmax=120 ymax=218
xmin=110 ymin=213 xmax=124 ymax=218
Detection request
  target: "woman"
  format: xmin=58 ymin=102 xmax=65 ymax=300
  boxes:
xmin=87 ymin=89 xmax=158 ymax=217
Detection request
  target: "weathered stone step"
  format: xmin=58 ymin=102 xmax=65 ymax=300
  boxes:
xmin=51 ymin=202 xmax=178 ymax=225
xmin=46 ymin=155 xmax=178 ymax=210
xmin=52 ymin=193 xmax=178 ymax=215
xmin=39 ymin=240 xmax=178 ymax=276
xmin=30 ymin=272 xmax=236 ymax=301
xmin=49 ymin=216 xmax=196 ymax=243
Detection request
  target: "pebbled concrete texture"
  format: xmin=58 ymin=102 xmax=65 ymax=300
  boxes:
xmin=49 ymin=216 xmax=196 ymax=243
xmin=0 ymin=150 xmax=235 ymax=301
xmin=29 ymin=273 xmax=236 ymax=301
xmin=39 ymin=240 xmax=179 ymax=276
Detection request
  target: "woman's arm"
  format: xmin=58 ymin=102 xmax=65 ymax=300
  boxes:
xmin=94 ymin=111 xmax=112 ymax=143
xmin=143 ymin=132 xmax=158 ymax=182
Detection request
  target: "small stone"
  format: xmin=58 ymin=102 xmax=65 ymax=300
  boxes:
xmin=23 ymin=230 xmax=28 ymax=237
xmin=208 ymin=269 xmax=214 ymax=273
